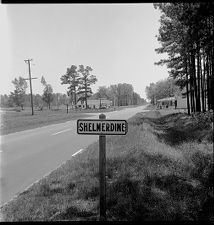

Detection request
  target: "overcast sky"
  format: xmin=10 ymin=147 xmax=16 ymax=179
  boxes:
xmin=0 ymin=3 xmax=168 ymax=99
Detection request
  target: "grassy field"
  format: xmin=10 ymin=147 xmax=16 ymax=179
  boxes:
xmin=0 ymin=108 xmax=91 ymax=135
xmin=1 ymin=109 xmax=213 ymax=221
xmin=0 ymin=105 xmax=140 ymax=135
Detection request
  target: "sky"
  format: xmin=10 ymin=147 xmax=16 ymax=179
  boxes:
xmin=0 ymin=3 xmax=168 ymax=100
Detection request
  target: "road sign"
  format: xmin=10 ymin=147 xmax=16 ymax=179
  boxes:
xmin=77 ymin=114 xmax=128 ymax=221
xmin=77 ymin=119 xmax=128 ymax=135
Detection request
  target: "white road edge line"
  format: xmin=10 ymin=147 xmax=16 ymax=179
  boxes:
xmin=0 ymin=148 xmax=85 ymax=208
xmin=51 ymin=128 xmax=72 ymax=136
xmin=71 ymin=148 xmax=84 ymax=157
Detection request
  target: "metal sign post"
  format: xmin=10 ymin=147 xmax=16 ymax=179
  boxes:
xmin=77 ymin=114 xmax=128 ymax=221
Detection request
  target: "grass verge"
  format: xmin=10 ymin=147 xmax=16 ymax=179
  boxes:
xmin=1 ymin=109 xmax=213 ymax=221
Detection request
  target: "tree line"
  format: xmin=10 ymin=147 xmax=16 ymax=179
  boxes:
xmin=60 ymin=64 xmax=146 ymax=107
xmin=0 ymin=76 xmax=65 ymax=110
xmin=154 ymin=3 xmax=214 ymax=114
xmin=145 ymin=78 xmax=180 ymax=105
xmin=1 ymin=64 xmax=146 ymax=110
xmin=92 ymin=84 xmax=146 ymax=106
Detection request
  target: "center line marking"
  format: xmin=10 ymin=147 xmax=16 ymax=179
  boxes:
xmin=51 ymin=128 xmax=72 ymax=136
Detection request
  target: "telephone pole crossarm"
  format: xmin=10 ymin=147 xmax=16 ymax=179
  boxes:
xmin=23 ymin=77 xmax=38 ymax=81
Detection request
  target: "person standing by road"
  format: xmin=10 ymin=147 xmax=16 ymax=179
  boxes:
xmin=175 ymin=99 xmax=177 ymax=109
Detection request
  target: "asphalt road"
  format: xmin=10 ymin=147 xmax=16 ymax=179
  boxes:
xmin=0 ymin=105 xmax=148 ymax=206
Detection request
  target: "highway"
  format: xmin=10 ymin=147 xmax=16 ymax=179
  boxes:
xmin=0 ymin=105 xmax=148 ymax=206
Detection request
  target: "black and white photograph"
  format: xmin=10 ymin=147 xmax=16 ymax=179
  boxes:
xmin=0 ymin=2 xmax=213 ymax=221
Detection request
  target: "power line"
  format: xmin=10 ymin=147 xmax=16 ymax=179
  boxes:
xmin=24 ymin=59 xmax=38 ymax=115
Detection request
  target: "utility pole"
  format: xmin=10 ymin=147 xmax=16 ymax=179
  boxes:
xmin=24 ymin=59 xmax=37 ymax=115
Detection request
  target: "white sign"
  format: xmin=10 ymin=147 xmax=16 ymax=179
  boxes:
xmin=77 ymin=119 xmax=128 ymax=135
